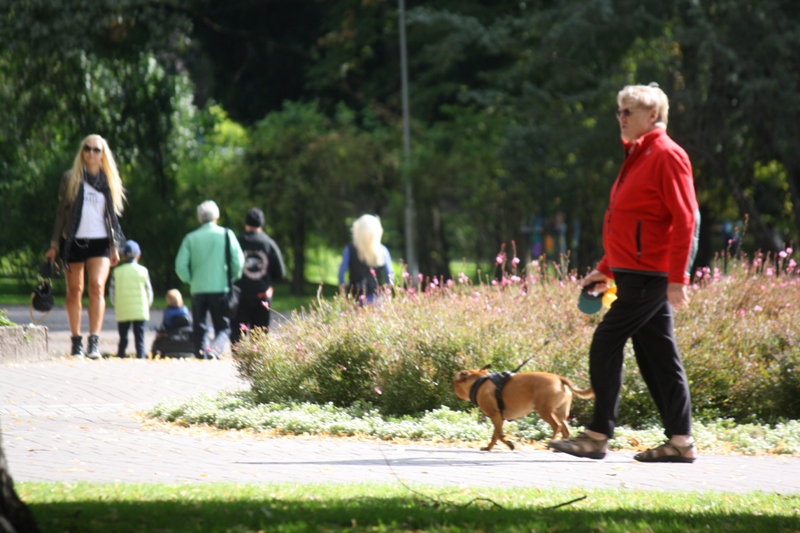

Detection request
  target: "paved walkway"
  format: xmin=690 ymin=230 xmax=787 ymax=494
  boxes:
xmin=2 ymin=356 xmax=800 ymax=494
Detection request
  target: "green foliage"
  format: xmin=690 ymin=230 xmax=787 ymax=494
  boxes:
xmin=234 ymin=249 xmax=800 ymax=427
xmin=0 ymin=309 xmax=14 ymax=326
xmin=148 ymin=392 xmax=800 ymax=455
xmin=246 ymin=101 xmax=400 ymax=294
xmin=235 ymin=259 xmax=594 ymax=419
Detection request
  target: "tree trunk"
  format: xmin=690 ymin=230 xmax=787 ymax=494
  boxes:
xmin=0 ymin=426 xmax=41 ymax=533
xmin=416 ymin=203 xmax=451 ymax=281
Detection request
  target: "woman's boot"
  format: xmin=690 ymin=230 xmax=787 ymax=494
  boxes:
xmin=87 ymin=334 xmax=101 ymax=360
xmin=70 ymin=335 xmax=84 ymax=359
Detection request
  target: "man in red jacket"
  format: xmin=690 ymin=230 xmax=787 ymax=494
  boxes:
xmin=549 ymin=83 xmax=700 ymax=463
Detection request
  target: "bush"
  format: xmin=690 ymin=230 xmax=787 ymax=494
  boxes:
xmin=233 ymin=250 xmax=800 ymax=426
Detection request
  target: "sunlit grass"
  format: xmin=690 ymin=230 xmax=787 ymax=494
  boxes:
xmin=19 ymin=481 xmax=800 ymax=533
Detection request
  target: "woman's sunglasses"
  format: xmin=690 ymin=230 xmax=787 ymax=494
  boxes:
xmin=83 ymin=145 xmax=102 ymax=154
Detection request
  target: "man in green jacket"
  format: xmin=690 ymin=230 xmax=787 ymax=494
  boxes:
xmin=175 ymin=200 xmax=244 ymax=359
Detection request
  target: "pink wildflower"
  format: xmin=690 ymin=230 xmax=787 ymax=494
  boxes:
xmin=446 ymin=279 xmax=454 ymax=287
xmin=418 ymin=273 xmax=424 ymax=282
xmin=491 ymin=279 xmax=498 ymax=285
xmin=754 ymin=305 xmax=763 ymax=312
xmin=779 ymin=251 xmax=787 ymax=259
xmin=240 ymin=323 xmax=248 ymax=331
xmin=359 ymin=294 xmax=366 ymax=301
xmin=403 ymin=271 xmax=410 ymax=279
xmin=370 ymin=268 xmax=376 ymax=276
xmin=511 ymin=275 xmax=521 ymax=282
xmin=787 ymin=247 xmax=793 ymax=254
xmin=262 ymin=300 xmax=270 ymax=308
xmin=374 ymin=387 xmax=382 ymax=395
xmin=737 ymin=310 xmax=746 ymax=317
xmin=512 ymin=257 xmax=520 ymax=266
xmin=496 ymin=254 xmax=505 ymax=264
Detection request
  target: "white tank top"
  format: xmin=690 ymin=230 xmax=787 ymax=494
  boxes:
xmin=75 ymin=182 xmax=109 ymax=239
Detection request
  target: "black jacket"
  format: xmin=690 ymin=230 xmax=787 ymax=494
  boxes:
xmin=235 ymin=231 xmax=286 ymax=296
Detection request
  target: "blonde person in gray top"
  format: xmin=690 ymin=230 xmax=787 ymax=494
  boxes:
xmin=45 ymin=134 xmax=127 ymax=359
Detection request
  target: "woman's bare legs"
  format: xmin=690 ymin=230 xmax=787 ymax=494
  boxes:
xmin=85 ymin=256 xmax=111 ymax=334
xmin=64 ymin=262 xmax=85 ymax=336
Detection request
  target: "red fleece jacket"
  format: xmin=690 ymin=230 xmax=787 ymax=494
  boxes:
xmin=596 ymin=128 xmax=699 ymax=285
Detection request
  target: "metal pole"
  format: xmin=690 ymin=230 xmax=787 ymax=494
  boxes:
xmin=398 ymin=0 xmax=418 ymax=283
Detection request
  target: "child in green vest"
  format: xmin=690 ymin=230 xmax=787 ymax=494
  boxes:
xmin=110 ymin=240 xmax=153 ymax=358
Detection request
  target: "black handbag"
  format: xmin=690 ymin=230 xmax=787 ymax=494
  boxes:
xmin=30 ymin=260 xmax=59 ymax=322
xmin=222 ymin=229 xmax=240 ymax=318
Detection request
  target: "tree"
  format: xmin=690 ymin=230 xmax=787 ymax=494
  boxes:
xmin=0 ymin=426 xmax=41 ymax=533
xmin=672 ymin=0 xmax=800 ymax=253
xmin=247 ymin=102 xmax=400 ymax=294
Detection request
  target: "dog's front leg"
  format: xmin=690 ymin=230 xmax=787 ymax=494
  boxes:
xmin=483 ymin=414 xmax=514 ymax=451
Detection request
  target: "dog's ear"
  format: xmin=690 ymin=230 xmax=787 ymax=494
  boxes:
xmin=480 ymin=364 xmax=492 ymax=371
xmin=454 ymin=370 xmax=470 ymax=382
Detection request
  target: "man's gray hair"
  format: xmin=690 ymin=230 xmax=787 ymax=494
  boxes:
xmin=197 ymin=200 xmax=220 ymax=223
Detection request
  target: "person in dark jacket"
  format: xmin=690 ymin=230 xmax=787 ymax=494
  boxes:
xmin=549 ymin=83 xmax=700 ymax=463
xmin=338 ymin=214 xmax=394 ymax=304
xmin=230 ymin=208 xmax=286 ymax=345
xmin=44 ymin=134 xmax=127 ymax=359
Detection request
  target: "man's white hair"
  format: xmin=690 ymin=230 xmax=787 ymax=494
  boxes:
xmin=617 ymin=82 xmax=670 ymax=127
xmin=197 ymin=200 xmax=220 ymax=223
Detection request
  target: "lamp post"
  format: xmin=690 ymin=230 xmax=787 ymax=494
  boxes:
xmin=398 ymin=0 xmax=418 ymax=283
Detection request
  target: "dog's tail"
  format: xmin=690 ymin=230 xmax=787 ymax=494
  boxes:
xmin=560 ymin=377 xmax=595 ymax=399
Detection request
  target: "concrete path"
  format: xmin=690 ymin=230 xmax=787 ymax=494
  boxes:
xmin=2 ymin=357 xmax=800 ymax=494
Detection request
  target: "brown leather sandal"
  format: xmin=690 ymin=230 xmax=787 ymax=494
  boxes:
xmin=548 ymin=432 xmax=608 ymax=460
xmin=634 ymin=441 xmax=696 ymax=463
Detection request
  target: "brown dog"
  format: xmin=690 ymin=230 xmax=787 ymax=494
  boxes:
xmin=453 ymin=365 xmax=594 ymax=451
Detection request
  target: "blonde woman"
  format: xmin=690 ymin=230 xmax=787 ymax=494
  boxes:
xmin=45 ymin=134 xmax=127 ymax=359
xmin=338 ymin=214 xmax=394 ymax=303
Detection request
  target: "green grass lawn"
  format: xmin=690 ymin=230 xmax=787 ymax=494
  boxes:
xmin=19 ymin=481 xmax=800 ymax=533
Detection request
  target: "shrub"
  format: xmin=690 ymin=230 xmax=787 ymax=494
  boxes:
xmin=233 ymin=249 xmax=800 ymax=426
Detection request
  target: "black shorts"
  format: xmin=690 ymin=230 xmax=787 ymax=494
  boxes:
xmin=61 ymin=237 xmax=111 ymax=263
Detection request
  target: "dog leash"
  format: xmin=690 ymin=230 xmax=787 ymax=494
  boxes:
xmin=510 ymin=338 xmax=551 ymax=373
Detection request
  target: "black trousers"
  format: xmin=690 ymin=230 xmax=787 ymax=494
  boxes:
xmin=190 ymin=293 xmax=230 ymax=358
xmin=587 ymin=272 xmax=692 ymax=439
xmin=230 ymin=295 xmax=272 ymax=345
xmin=118 ymin=320 xmax=146 ymax=358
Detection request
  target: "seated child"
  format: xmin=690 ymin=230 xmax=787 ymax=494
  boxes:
xmin=163 ymin=289 xmax=191 ymax=329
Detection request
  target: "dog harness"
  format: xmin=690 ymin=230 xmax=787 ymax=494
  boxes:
xmin=469 ymin=371 xmax=514 ymax=419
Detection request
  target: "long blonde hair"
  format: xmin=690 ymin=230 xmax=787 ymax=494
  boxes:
xmin=65 ymin=134 xmax=126 ymax=214
xmin=351 ymin=214 xmax=385 ymax=268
